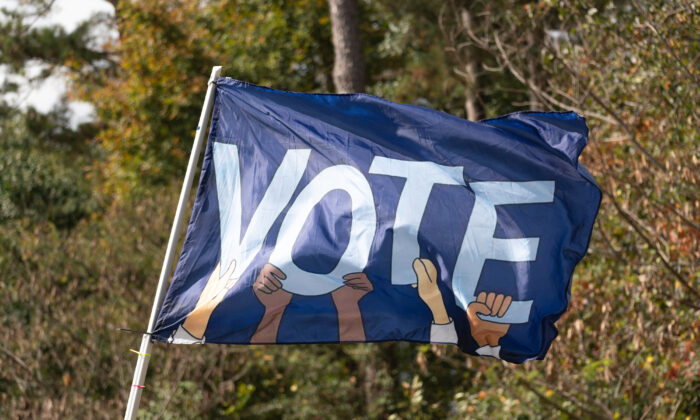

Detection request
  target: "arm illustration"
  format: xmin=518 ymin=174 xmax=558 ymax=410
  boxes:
xmin=413 ymin=258 xmax=458 ymax=344
xmin=412 ymin=258 xmax=514 ymax=356
xmin=466 ymin=292 xmax=512 ymax=358
xmin=170 ymin=261 xmax=238 ymax=343
xmin=250 ymin=263 xmax=292 ymax=343
xmin=331 ymin=273 xmax=374 ymax=342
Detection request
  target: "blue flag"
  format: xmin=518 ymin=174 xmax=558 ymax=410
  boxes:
xmin=153 ymin=78 xmax=601 ymax=363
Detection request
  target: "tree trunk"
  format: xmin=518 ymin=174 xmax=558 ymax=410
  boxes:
xmin=328 ymin=0 xmax=365 ymax=93
xmin=526 ymin=30 xmax=541 ymax=110
xmin=464 ymin=57 xmax=481 ymax=121
xmin=459 ymin=8 xmax=483 ymax=121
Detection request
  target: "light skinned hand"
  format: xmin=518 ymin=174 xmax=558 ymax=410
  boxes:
xmin=412 ymin=258 xmax=450 ymax=325
xmin=182 ymin=260 xmax=238 ymax=339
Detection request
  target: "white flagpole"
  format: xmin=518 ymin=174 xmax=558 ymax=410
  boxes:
xmin=124 ymin=65 xmax=222 ymax=420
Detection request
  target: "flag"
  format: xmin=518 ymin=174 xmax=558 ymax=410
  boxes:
xmin=152 ymin=78 xmax=601 ymax=363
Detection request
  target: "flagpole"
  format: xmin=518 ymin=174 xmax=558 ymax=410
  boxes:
xmin=124 ymin=65 xmax=222 ymax=420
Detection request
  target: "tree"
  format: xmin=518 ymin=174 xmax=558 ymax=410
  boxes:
xmin=0 ymin=1 xmax=106 ymax=228
xmin=2 ymin=0 xmax=697 ymax=418
xmin=81 ymin=0 xmax=339 ymax=192
xmin=440 ymin=4 xmax=483 ymax=120
xmin=438 ymin=0 xmax=699 ymax=417
xmin=328 ymin=0 xmax=365 ymax=92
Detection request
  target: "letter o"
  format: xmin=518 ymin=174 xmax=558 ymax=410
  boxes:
xmin=269 ymin=165 xmax=377 ymax=296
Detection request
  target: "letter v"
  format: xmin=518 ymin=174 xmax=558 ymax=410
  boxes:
xmin=213 ymin=142 xmax=311 ymax=283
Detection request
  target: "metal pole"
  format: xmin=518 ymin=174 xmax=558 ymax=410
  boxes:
xmin=124 ymin=66 xmax=222 ymax=420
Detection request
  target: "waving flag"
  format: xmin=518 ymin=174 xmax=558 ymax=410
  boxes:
xmin=152 ymin=78 xmax=600 ymax=363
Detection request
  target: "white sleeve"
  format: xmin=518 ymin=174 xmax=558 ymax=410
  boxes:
xmin=475 ymin=345 xmax=501 ymax=359
xmin=429 ymin=319 xmax=458 ymax=344
xmin=168 ymin=325 xmax=205 ymax=344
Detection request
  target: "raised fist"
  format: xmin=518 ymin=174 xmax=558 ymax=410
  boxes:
xmin=466 ymin=292 xmax=512 ymax=347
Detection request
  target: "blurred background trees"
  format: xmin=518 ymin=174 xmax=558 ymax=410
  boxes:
xmin=0 ymin=0 xmax=697 ymax=418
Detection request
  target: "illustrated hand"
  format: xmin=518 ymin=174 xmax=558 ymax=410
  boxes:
xmin=250 ymin=264 xmax=291 ymax=344
xmin=332 ymin=273 xmax=373 ymax=342
xmin=253 ymin=263 xmax=292 ymax=310
xmin=331 ymin=272 xmax=374 ymax=305
xmin=196 ymin=261 xmax=238 ymax=305
xmin=466 ymin=292 xmax=512 ymax=348
xmin=412 ymin=258 xmax=450 ymax=325
xmin=182 ymin=260 xmax=237 ymax=339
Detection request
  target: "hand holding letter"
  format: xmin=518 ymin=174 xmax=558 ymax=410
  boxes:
xmin=412 ymin=258 xmax=450 ymax=325
xmin=250 ymin=264 xmax=291 ymax=343
xmin=466 ymin=292 xmax=512 ymax=347
xmin=182 ymin=261 xmax=238 ymax=339
xmin=331 ymin=272 xmax=373 ymax=342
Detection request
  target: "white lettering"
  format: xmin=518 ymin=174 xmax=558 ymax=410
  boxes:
xmin=453 ymin=181 xmax=555 ymax=324
xmin=368 ymin=157 xmax=465 ymax=285
xmin=214 ymin=143 xmax=311 ymax=284
xmin=269 ymin=165 xmax=377 ymax=296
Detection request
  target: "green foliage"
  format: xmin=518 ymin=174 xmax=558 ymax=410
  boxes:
xmin=85 ymin=0 xmax=420 ymax=192
xmin=0 ymin=0 xmax=697 ymax=419
xmin=0 ymin=144 xmax=93 ymax=228
xmin=364 ymin=0 xmax=473 ymax=118
xmin=439 ymin=1 xmax=699 ymax=418
xmin=85 ymin=0 xmax=337 ymax=190
xmin=0 ymin=1 xmax=106 ymax=229
xmin=0 ymin=18 xmax=110 ymax=73
xmin=0 ymin=107 xmax=97 ymax=229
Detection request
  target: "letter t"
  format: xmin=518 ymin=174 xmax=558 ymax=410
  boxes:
xmin=369 ymin=157 xmax=466 ymax=285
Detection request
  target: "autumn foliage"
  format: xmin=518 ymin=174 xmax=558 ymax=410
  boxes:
xmin=0 ymin=0 xmax=697 ymax=418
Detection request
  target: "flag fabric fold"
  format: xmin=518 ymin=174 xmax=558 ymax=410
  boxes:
xmin=153 ymin=78 xmax=601 ymax=363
